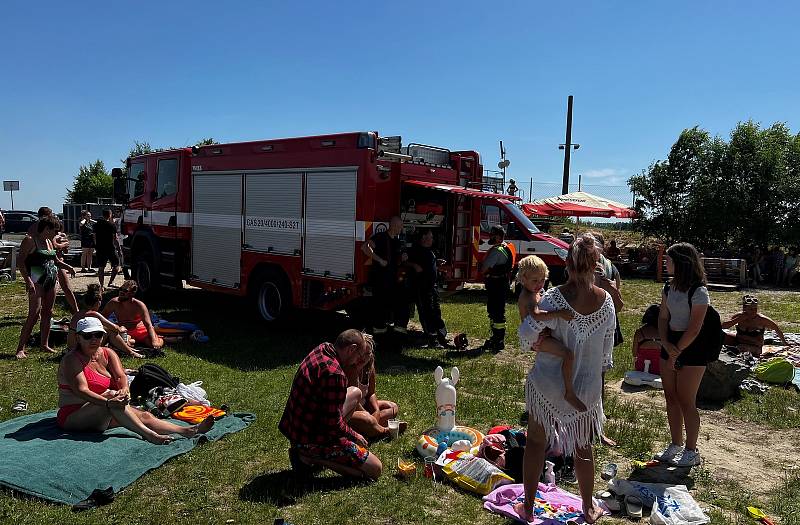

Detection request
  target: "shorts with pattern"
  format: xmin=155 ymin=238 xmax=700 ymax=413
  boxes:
xmin=293 ymin=440 xmax=369 ymax=468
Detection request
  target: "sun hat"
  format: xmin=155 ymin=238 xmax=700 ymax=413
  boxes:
xmin=76 ymin=317 xmax=106 ymax=334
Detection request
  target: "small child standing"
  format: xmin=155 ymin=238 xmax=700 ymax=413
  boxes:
xmin=517 ymin=256 xmax=586 ymax=412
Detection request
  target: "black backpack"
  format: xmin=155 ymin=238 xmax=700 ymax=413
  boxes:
xmin=130 ymin=363 xmax=180 ymax=402
xmin=663 ymin=281 xmax=724 ymax=357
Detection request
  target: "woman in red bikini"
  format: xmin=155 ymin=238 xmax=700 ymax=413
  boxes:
xmin=101 ymin=280 xmax=164 ymax=349
xmin=57 ymin=317 xmax=213 ymax=444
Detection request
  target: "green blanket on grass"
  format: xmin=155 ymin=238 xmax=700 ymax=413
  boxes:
xmin=0 ymin=409 xmax=255 ymax=505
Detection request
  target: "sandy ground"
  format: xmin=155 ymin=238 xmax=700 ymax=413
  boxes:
xmin=608 ymin=379 xmax=799 ymax=498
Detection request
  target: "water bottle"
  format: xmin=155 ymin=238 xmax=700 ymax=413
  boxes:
xmin=544 ymin=461 xmax=556 ymax=485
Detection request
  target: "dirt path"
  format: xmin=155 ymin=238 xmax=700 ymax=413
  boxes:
xmin=608 ymin=379 xmax=799 ymax=497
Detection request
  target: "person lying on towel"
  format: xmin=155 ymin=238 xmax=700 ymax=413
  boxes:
xmin=57 ymin=317 xmax=213 ymax=444
xmin=101 ymin=280 xmax=164 ymax=350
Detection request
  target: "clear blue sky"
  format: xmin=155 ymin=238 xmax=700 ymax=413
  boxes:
xmin=1 ymin=1 xmax=798 ymax=212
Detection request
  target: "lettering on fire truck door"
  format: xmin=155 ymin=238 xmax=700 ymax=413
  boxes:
xmin=191 ymin=173 xmax=243 ymax=288
xmin=244 ymin=172 xmax=302 ymax=255
xmin=303 ymin=170 xmax=357 ymax=280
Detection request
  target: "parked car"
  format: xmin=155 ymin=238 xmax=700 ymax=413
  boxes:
xmin=1 ymin=211 xmax=39 ymax=233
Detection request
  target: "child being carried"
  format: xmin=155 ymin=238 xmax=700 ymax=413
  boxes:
xmin=517 ymin=256 xmax=586 ymax=412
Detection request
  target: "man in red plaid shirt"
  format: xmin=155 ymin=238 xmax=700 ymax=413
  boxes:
xmin=279 ymin=329 xmax=383 ymax=479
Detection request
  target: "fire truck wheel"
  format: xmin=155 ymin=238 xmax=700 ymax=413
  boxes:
xmin=134 ymin=248 xmax=159 ymax=295
xmin=252 ymin=272 xmax=289 ymax=322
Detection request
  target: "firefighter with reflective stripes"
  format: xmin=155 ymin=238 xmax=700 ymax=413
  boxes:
xmin=480 ymin=226 xmax=514 ymax=352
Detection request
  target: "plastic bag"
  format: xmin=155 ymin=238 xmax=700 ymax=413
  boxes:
xmin=609 ymin=479 xmax=709 ymax=525
xmin=754 ymin=358 xmax=794 ymax=384
xmin=441 ymin=451 xmax=513 ymax=495
xmin=176 ymin=381 xmax=211 ymax=406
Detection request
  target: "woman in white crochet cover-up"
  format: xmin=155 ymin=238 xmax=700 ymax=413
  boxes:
xmin=514 ymin=233 xmax=616 ymax=524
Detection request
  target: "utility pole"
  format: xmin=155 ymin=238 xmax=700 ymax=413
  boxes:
xmin=559 ymin=95 xmax=579 ymax=195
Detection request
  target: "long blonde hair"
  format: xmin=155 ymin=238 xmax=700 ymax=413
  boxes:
xmin=566 ymin=233 xmax=602 ymax=290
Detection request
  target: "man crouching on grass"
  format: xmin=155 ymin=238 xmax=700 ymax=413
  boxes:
xmin=279 ymin=329 xmax=383 ymax=480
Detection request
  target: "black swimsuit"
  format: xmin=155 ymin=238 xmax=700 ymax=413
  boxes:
xmin=736 ymin=326 xmax=765 ymax=338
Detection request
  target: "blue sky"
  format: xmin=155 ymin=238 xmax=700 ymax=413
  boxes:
xmin=1 ymin=1 xmax=798 ymax=212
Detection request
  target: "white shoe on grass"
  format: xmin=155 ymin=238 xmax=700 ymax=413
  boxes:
xmin=672 ymin=448 xmax=702 ymax=467
xmin=654 ymin=443 xmax=683 ymax=463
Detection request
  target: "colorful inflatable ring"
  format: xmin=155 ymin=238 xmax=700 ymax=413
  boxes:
xmin=416 ymin=425 xmax=485 ymax=458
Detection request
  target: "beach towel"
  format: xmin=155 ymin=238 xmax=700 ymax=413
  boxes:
xmin=483 ymin=482 xmax=602 ymax=524
xmin=0 ymin=410 xmax=254 ymax=506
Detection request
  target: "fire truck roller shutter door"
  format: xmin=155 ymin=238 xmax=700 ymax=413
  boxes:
xmin=244 ymin=172 xmax=302 ymax=255
xmin=191 ymin=173 xmax=243 ymax=288
xmin=303 ymin=170 xmax=357 ymax=280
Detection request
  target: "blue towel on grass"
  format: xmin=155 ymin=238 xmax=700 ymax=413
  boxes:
xmin=0 ymin=409 xmax=255 ymax=505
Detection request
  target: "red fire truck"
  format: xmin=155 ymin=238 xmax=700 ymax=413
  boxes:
xmin=112 ymin=132 xmax=568 ymax=321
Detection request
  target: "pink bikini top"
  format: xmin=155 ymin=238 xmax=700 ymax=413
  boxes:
xmin=59 ymin=348 xmax=118 ymax=395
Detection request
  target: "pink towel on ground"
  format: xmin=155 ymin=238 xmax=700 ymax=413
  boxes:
xmin=483 ymin=482 xmax=598 ymax=524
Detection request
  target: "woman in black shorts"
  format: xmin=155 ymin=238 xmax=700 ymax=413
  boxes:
xmin=654 ymin=242 xmax=715 ymax=468
xmin=79 ymin=210 xmax=95 ymax=272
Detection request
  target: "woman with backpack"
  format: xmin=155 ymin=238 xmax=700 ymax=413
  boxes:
xmin=655 ymin=242 xmax=721 ymax=467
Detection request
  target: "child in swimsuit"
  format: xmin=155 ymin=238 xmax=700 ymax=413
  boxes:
xmin=632 ymin=304 xmax=663 ymax=374
xmin=517 ymin=255 xmax=586 ymax=412
xmin=722 ymin=294 xmax=787 ymax=356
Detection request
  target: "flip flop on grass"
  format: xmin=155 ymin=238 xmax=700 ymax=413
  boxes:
xmin=11 ymin=399 xmax=28 ymax=412
xmin=624 ymin=495 xmax=643 ymax=519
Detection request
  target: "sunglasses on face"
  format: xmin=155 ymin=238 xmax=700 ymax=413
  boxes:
xmin=743 ymin=296 xmax=758 ymax=305
xmin=80 ymin=332 xmax=104 ymax=340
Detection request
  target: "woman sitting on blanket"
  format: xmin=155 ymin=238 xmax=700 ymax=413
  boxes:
xmin=67 ymin=284 xmax=143 ymax=358
xmin=57 ymin=317 xmax=214 ymax=444
xmin=722 ymin=294 xmax=787 ymax=356
xmin=344 ymin=334 xmax=405 ymax=440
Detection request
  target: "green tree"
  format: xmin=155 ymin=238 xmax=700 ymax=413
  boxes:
xmin=629 ymin=122 xmax=800 ymax=251
xmin=65 ymin=160 xmax=112 ymax=204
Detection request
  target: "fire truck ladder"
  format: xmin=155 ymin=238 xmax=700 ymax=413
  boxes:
xmin=452 ymin=196 xmax=474 ymax=280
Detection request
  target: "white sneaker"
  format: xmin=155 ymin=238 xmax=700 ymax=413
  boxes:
xmin=672 ymin=448 xmax=702 ymax=467
xmin=654 ymin=443 xmax=683 ymax=462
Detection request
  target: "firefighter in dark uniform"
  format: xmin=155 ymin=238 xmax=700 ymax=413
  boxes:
xmin=361 ymin=216 xmax=408 ymax=335
xmin=407 ymin=229 xmax=448 ymax=347
xmin=479 ymin=226 xmax=513 ymax=352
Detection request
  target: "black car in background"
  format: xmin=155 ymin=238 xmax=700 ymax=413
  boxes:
xmin=1 ymin=210 xmax=39 ymax=233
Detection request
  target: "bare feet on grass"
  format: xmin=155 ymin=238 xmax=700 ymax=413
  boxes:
xmin=41 ymin=346 xmax=58 ymax=354
xmin=565 ymin=391 xmax=587 ymax=412
xmin=15 ymin=351 xmax=27 ymax=360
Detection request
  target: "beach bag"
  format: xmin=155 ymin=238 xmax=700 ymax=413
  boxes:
xmin=663 ymin=282 xmax=724 ymax=358
xmin=754 ymin=358 xmax=794 ymax=384
xmin=130 ymin=363 xmax=180 ymax=402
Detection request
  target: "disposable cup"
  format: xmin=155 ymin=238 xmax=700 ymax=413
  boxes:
xmin=388 ymin=419 xmax=400 ymax=440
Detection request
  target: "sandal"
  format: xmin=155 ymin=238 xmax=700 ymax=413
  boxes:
xmin=595 ymin=490 xmax=621 ymax=512
xmin=600 ymin=462 xmax=618 ymax=480
xmin=625 ymin=495 xmax=643 ymax=518
xmin=11 ymin=399 xmax=28 ymax=412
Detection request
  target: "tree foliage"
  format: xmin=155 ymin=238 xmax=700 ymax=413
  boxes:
xmin=629 ymin=121 xmax=800 ymax=250
xmin=65 ymin=160 xmax=112 ymax=204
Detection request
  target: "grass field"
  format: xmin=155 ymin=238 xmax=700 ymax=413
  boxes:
xmin=0 ymin=278 xmax=798 ymax=524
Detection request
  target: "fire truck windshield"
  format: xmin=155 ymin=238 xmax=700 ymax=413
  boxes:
xmin=501 ymin=201 xmax=541 ymax=234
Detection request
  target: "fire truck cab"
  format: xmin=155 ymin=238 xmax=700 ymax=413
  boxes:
xmin=478 ymin=200 xmax=569 ymax=283
xmin=112 ymin=131 xmax=568 ymax=321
